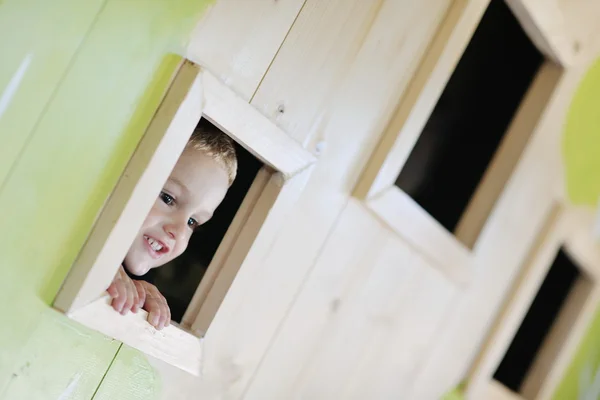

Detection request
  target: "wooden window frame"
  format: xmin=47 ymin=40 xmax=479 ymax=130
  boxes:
xmin=52 ymin=59 xmax=316 ymax=376
xmin=466 ymin=205 xmax=600 ymax=400
xmin=353 ymin=0 xmax=567 ymax=286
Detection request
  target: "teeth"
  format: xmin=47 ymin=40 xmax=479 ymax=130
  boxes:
xmin=145 ymin=236 xmax=163 ymax=251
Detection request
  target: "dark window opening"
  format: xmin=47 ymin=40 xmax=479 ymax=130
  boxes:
xmin=395 ymin=0 xmax=544 ymax=238
xmin=140 ymin=118 xmax=262 ymax=322
xmin=493 ymin=248 xmax=581 ymax=393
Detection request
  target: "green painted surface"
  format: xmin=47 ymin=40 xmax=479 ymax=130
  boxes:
xmin=563 ymin=57 xmax=600 ymax=206
xmin=0 ymin=0 xmax=211 ymax=398
xmin=92 ymin=346 xmax=161 ymax=400
xmin=0 ymin=0 xmax=106 ymax=189
xmin=1 ymin=311 xmax=119 ymax=400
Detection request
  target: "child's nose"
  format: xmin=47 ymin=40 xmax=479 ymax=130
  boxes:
xmin=164 ymin=222 xmax=186 ymax=241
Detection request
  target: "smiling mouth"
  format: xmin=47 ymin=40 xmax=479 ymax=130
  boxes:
xmin=143 ymin=235 xmax=169 ymax=258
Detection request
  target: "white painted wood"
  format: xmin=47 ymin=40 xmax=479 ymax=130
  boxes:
xmin=190 ymin=170 xmax=285 ymax=334
xmin=367 ymin=186 xmax=471 ymax=286
xmin=202 ymin=70 xmax=316 ymax=180
xmin=180 ymin=167 xmax=272 ymax=329
xmin=69 ymin=294 xmax=203 ymax=376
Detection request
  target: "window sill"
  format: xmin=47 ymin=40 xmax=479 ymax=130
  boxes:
xmin=66 ymin=294 xmax=203 ymax=376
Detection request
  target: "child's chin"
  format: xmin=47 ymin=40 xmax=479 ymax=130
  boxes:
xmin=123 ymin=260 xmax=149 ymax=276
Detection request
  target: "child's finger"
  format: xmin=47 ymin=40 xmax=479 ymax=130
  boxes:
xmin=121 ymin=280 xmax=135 ymax=315
xmin=107 ymin=281 xmax=119 ymax=299
xmin=158 ymin=302 xmax=168 ymax=330
xmin=152 ymin=289 xmax=169 ymax=330
xmin=132 ymin=280 xmax=146 ymax=313
xmin=130 ymin=279 xmax=139 ymax=310
xmin=111 ymin=281 xmax=127 ymax=312
xmin=147 ymin=306 xmax=160 ymax=328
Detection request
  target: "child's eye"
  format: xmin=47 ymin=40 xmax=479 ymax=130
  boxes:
xmin=160 ymin=192 xmax=175 ymax=206
xmin=187 ymin=217 xmax=199 ymax=230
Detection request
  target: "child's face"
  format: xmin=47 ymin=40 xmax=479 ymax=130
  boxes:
xmin=124 ymin=147 xmax=230 ymax=276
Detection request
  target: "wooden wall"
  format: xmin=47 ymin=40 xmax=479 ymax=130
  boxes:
xmin=1 ymin=0 xmax=600 ymax=399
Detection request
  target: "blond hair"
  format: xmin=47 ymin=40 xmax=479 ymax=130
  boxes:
xmin=187 ymin=119 xmax=238 ymax=186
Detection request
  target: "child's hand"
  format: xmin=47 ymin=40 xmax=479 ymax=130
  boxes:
xmin=107 ymin=266 xmax=143 ymax=315
xmin=135 ymin=280 xmax=171 ymax=330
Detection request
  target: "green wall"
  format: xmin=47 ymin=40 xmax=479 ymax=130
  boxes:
xmin=563 ymin=58 xmax=600 ymax=207
xmin=0 ymin=1 xmax=211 ymax=399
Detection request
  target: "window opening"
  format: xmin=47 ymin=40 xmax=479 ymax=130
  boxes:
xmin=493 ymin=247 xmax=591 ymax=397
xmin=138 ymin=119 xmax=262 ymax=322
xmin=395 ymin=0 xmax=544 ymax=239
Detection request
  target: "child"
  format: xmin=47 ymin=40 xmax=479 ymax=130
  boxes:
xmin=107 ymin=121 xmax=237 ymax=330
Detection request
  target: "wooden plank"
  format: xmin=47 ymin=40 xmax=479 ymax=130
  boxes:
xmin=68 ymin=294 xmax=203 ymax=376
xmin=238 ymin=0 xmax=455 ymax=397
xmin=89 ymin=345 xmax=164 ymax=400
xmin=367 ymin=186 xmax=471 ymax=287
xmin=250 ymin=0 xmax=398 ymax=146
xmin=190 ymin=170 xmax=284 ymax=334
xmin=181 ymin=167 xmax=271 ymax=329
xmin=354 ymin=0 xmax=490 ymax=200
xmin=199 ymin=165 xmax=315 ymax=397
xmin=250 ymin=200 xmax=457 ymax=399
xmin=185 ymin=0 xmax=306 ymax=101
xmin=202 ymin=70 xmax=316 ymax=180
xmin=54 ymin=61 xmax=203 ymax=313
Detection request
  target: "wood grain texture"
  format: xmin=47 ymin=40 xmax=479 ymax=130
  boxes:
xmin=91 ymin=345 xmax=162 ymax=400
xmin=69 ymin=295 xmax=203 ymax=376
xmin=202 ymin=70 xmax=316 ymax=179
xmin=186 ymin=0 xmax=306 ymax=101
xmin=251 ymin=0 xmax=392 ymax=146
xmin=245 ymin=200 xmax=458 ymax=399
xmin=181 ymin=167 xmax=272 ymax=329
xmin=367 ymin=186 xmax=471 ymax=286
